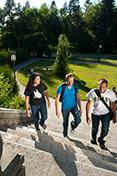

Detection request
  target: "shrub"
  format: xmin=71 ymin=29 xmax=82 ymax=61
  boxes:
xmin=9 ymin=96 xmax=25 ymax=109
xmin=0 ymin=65 xmax=18 ymax=95
xmin=0 ymin=65 xmax=25 ymax=109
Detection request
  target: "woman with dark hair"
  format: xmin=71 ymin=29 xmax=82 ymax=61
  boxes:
xmin=24 ymin=72 xmax=50 ymax=131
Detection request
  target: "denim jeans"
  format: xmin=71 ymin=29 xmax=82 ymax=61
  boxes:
xmin=62 ymin=105 xmax=81 ymax=137
xmin=91 ymin=113 xmax=111 ymax=144
xmin=31 ymin=102 xmax=47 ymax=129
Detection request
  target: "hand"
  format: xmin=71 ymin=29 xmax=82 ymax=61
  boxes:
xmin=86 ymin=116 xmax=91 ymax=124
xmin=26 ymin=111 xmax=31 ymax=118
xmin=112 ymin=115 xmax=116 ymax=124
xmin=56 ymin=111 xmax=60 ymax=118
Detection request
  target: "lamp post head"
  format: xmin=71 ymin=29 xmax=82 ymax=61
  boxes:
xmin=11 ymin=51 xmax=16 ymax=62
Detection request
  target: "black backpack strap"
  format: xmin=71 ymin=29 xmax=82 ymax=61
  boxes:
xmin=60 ymin=83 xmax=78 ymax=102
xmin=61 ymin=83 xmax=67 ymax=96
xmin=59 ymin=83 xmax=67 ymax=102
xmin=74 ymin=83 xmax=78 ymax=99
xmin=95 ymin=89 xmax=111 ymax=112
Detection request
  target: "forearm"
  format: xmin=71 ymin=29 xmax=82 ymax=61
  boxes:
xmin=77 ymin=97 xmax=82 ymax=111
xmin=86 ymin=101 xmax=91 ymax=117
xmin=55 ymin=99 xmax=59 ymax=113
xmin=111 ymin=102 xmax=116 ymax=114
xmin=77 ymin=93 xmax=82 ymax=111
xmin=25 ymin=96 xmax=29 ymax=113
xmin=44 ymin=91 xmax=50 ymax=103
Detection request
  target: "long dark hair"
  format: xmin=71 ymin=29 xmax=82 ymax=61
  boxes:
xmin=26 ymin=72 xmax=42 ymax=89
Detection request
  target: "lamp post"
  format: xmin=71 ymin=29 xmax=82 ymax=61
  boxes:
xmin=11 ymin=51 xmax=16 ymax=79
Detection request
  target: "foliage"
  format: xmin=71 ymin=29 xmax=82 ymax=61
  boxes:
xmin=0 ymin=49 xmax=10 ymax=64
xmin=53 ymin=34 xmax=71 ymax=77
xmin=16 ymin=48 xmax=30 ymax=63
xmin=0 ymin=65 xmax=25 ymax=109
xmin=2 ymin=32 xmax=18 ymax=49
xmin=0 ymin=0 xmax=117 ymax=56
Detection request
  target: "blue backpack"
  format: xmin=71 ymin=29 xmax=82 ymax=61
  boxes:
xmin=59 ymin=83 xmax=78 ymax=102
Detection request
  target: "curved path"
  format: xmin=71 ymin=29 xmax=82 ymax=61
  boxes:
xmin=15 ymin=58 xmax=116 ymax=149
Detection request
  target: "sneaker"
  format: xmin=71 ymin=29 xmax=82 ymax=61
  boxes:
xmin=63 ymin=134 xmax=69 ymax=139
xmin=99 ymin=144 xmax=107 ymax=150
xmin=91 ymin=140 xmax=98 ymax=145
xmin=42 ymin=124 xmax=47 ymax=129
xmin=35 ymin=127 xmax=40 ymax=131
xmin=35 ymin=123 xmax=40 ymax=131
xmin=98 ymin=137 xmax=105 ymax=145
xmin=70 ymin=121 xmax=75 ymax=134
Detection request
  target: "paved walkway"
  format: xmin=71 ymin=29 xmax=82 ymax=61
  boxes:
xmin=0 ymin=57 xmax=117 ymax=176
xmin=15 ymin=58 xmax=117 ymax=149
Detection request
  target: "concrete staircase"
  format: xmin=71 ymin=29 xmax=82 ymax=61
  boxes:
xmin=0 ymin=123 xmax=117 ymax=176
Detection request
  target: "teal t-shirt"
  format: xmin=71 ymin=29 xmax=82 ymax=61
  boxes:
xmin=57 ymin=84 xmax=79 ymax=110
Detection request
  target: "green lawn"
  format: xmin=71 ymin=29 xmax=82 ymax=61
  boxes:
xmin=17 ymin=58 xmax=117 ymax=100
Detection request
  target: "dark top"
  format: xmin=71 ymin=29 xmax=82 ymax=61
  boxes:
xmin=24 ymin=82 xmax=47 ymax=105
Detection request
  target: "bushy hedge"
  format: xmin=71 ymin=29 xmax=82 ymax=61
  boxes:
xmin=0 ymin=65 xmax=25 ymax=109
xmin=0 ymin=50 xmax=10 ymax=65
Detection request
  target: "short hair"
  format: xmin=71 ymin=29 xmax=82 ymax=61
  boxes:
xmin=98 ymin=78 xmax=108 ymax=85
xmin=65 ymin=73 xmax=74 ymax=81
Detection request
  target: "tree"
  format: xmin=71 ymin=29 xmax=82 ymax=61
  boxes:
xmin=2 ymin=32 xmax=18 ymax=49
xmin=4 ymin=0 xmax=16 ymax=32
xmin=109 ymin=7 xmax=117 ymax=52
xmin=23 ymin=1 xmax=30 ymax=11
xmin=53 ymin=34 xmax=71 ymax=77
xmin=0 ymin=8 xmax=5 ymax=31
xmin=67 ymin=0 xmax=86 ymax=50
xmin=96 ymin=0 xmax=115 ymax=52
xmin=45 ymin=1 xmax=62 ymax=46
xmin=84 ymin=0 xmax=92 ymax=10
xmin=69 ymin=0 xmax=80 ymax=14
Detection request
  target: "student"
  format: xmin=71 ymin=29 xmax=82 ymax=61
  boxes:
xmin=55 ymin=73 xmax=82 ymax=137
xmin=24 ymin=72 xmax=50 ymax=130
xmin=86 ymin=79 xmax=116 ymax=149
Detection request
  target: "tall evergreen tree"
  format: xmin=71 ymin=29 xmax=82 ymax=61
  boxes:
xmin=53 ymin=34 xmax=71 ymax=77
xmin=96 ymin=0 xmax=115 ymax=51
xmin=69 ymin=0 xmax=80 ymax=14
xmin=68 ymin=0 xmax=85 ymax=48
xmin=4 ymin=0 xmax=16 ymax=32
xmin=84 ymin=0 xmax=92 ymax=10
xmin=23 ymin=1 xmax=30 ymax=11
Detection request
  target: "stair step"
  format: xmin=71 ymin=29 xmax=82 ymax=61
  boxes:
xmin=1 ymin=133 xmax=117 ymax=176
xmin=1 ymin=128 xmax=117 ymax=175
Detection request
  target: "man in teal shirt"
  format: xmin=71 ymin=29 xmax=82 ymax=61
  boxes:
xmin=55 ymin=73 xmax=82 ymax=137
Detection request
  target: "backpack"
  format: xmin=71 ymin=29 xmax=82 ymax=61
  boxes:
xmin=59 ymin=83 xmax=78 ymax=102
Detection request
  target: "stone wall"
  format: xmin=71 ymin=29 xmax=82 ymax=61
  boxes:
xmin=0 ymin=109 xmax=32 ymax=128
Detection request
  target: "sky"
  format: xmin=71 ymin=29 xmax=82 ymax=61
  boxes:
xmin=0 ymin=0 xmax=100 ymax=9
xmin=0 ymin=0 xmax=117 ymax=9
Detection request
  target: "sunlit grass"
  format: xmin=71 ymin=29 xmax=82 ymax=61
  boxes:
xmin=17 ymin=58 xmax=117 ymax=100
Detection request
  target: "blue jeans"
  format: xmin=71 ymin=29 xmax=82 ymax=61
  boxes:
xmin=31 ymin=102 xmax=47 ymax=129
xmin=62 ymin=105 xmax=81 ymax=137
xmin=91 ymin=113 xmax=111 ymax=144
